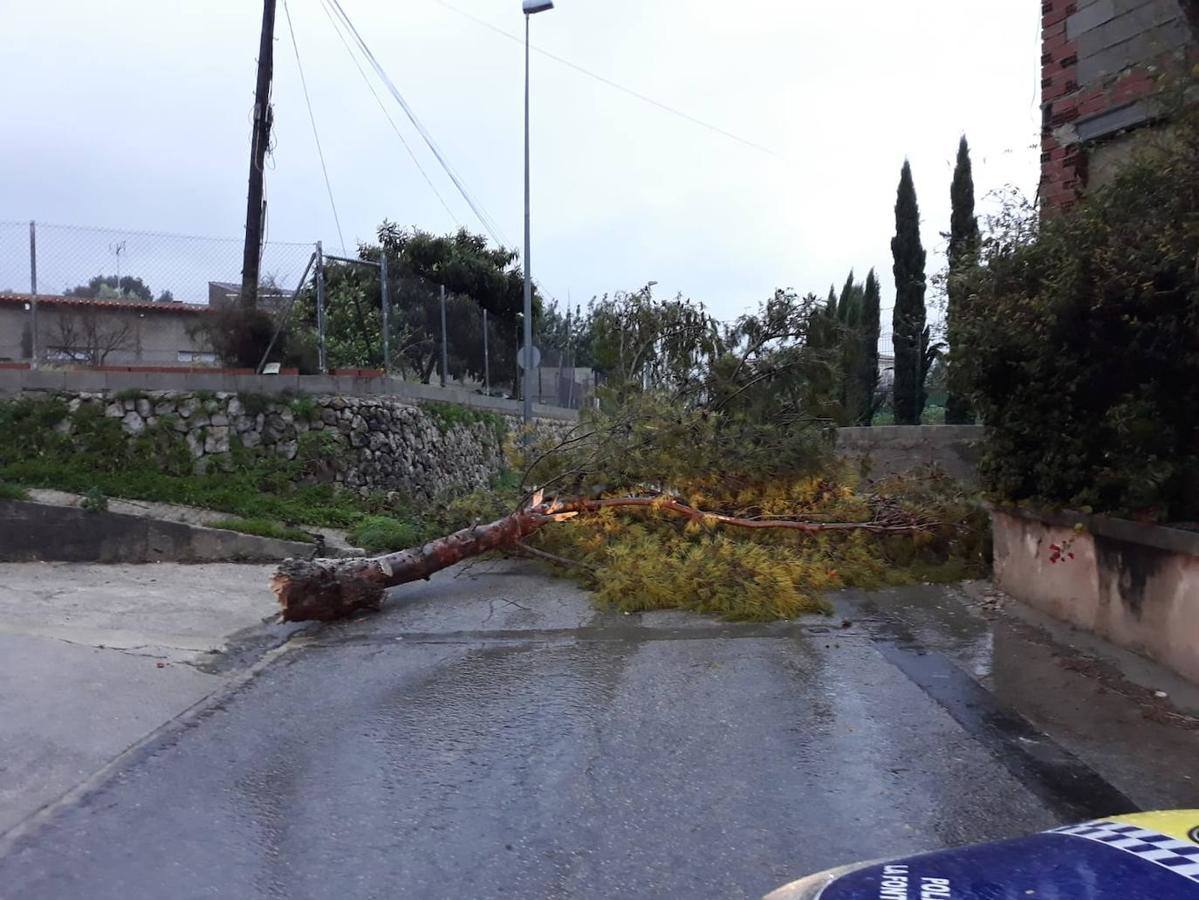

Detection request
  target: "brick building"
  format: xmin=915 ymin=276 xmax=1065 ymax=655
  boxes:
xmin=1041 ymin=0 xmax=1198 ymax=208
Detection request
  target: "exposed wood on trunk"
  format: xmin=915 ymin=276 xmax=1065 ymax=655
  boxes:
xmin=271 ymin=496 xmax=933 ymax=622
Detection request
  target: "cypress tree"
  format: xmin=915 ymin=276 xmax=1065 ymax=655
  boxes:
xmin=854 ymin=269 xmax=881 ymax=425
xmin=836 ymin=271 xmax=862 ymax=326
xmin=945 ymin=135 xmax=981 ymax=424
xmin=891 ymin=160 xmax=928 ymax=425
xmin=836 ymin=272 xmax=862 ymax=422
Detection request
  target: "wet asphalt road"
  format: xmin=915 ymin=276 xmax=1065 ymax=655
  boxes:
xmin=0 ymin=563 xmax=1174 ymax=899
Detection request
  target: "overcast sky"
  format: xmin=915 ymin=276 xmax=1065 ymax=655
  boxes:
xmin=3 ymin=0 xmax=1041 ymax=340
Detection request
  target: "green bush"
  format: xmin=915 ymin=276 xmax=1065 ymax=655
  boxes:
xmin=958 ymin=83 xmax=1199 ymax=520
xmin=0 ymin=482 xmax=28 ymax=501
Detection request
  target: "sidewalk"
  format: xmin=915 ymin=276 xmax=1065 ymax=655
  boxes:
xmin=0 ymin=562 xmax=291 ymax=836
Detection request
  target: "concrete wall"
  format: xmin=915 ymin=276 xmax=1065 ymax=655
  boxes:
xmin=1041 ymin=0 xmax=1196 ymax=208
xmin=0 ymin=499 xmax=313 ymax=563
xmin=0 ymin=368 xmax=578 ymax=422
xmin=835 ymin=425 xmax=984 ymax=485
xmin=993 ymin=506 xmax=1199 ymax=684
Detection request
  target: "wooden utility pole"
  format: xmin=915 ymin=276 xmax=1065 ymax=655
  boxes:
xmin=240 ymin=0 xmax=277 ymax=310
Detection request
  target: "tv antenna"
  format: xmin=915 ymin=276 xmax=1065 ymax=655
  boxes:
xmin=109 ymin=241 xmax=127 ymax=288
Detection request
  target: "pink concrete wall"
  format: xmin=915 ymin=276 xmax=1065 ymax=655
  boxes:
xmin=993 ymin=508 xmax=1199 ymax=684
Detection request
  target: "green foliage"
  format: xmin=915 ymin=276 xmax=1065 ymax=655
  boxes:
xmin=210 ymin=517 xmax=313 ymax=543
xmin=349 ymin=516 xmax=426 ymax=554
xmin=945 ymin=135 xmax=980 ymax=425
xmin=586 ymin=284 xmax=723 ymax=400
xmin=80 ymin=487 xmax=108 ymax=513
xmin=114 ymin=389 xmax=147 ymax=402
xmin=288 ymin=395 xmax=317 ymax=422
xmin=958 ymin=83 xmax=1199 ymax=519
xmin=532 ymin=471 xmax=988 ymax=620
xmin=0 ymin=397 xmax=370 ymax=527
xmin=892 ymin=160 xmax=931 ymax=425
xmin=421 ymin=401 xmax=507 ymax=442
xmin=240 ymin=393 xmax=272 ymax=416
xmin=855 ymin=271 xmax=883 ymax=425
xmin=0 ymin=481 xmax=29 ymax=501
xmin=196 ymin=305 xmax=278 ymax=369
xmin=64 ymin=274 xmax=156 ymax=303
xmin=282 ymin=225 xmax=530 ymax=382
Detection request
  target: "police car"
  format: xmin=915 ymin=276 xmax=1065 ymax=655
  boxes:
xmin=767 ymin=811 xmax=1199 ymax=899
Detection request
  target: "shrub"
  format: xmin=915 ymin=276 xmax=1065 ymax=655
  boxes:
xmin=0 ymin=482 xmax=28 ymax=501
xmin=958 ymin=84 xmax=1199 ymax=520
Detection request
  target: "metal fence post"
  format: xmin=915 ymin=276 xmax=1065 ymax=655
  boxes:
xmin=29 ymin=221 xmax=39 ymax=369
xmin=439 ymin=284 xmax=449 ymax=388
xmin=315 ymin=241 xmax=327 ymax=375
xmin=380 ymin=253 xmax=391 ymax=375
xmin=482 ymin=308 xmax=490 ymax=396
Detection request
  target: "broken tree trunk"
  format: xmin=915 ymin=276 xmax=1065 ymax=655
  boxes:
xmin=272 ymin=496 xmax=932 ymax=623
xmin=272 ymin=508 xmax=547 ymax=622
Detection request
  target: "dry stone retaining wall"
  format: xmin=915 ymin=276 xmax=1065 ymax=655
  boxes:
xmin=47 ymin=390 xmax=544 ymax=501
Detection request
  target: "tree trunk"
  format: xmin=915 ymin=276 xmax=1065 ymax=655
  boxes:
xmin=272 ymin=497 xmax=930 ymax=623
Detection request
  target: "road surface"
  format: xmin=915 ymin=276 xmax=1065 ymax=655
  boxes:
xmin=1 ymin=562 xmax=1196 ymax=899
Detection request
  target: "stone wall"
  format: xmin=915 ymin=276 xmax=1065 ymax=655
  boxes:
xmin=43 ymin=390 xmax=530 ymax=501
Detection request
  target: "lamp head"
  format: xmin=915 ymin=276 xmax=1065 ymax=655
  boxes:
xmin=523 ymin=0 xmax=554 ymax=13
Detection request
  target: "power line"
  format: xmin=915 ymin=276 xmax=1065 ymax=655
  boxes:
xmin=325 ymin=0 xmax=511 ymax=247
xmin=282 ymin=0 xmax=347 ymax=253
xmin=317 ymin=0 xmax=461 ymax=230
xmin=429 ymin=0 xmax=779 ymax=159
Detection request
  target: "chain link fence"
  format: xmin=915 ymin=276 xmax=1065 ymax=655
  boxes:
xmin=0 ymin=220 xmax=313 ymax=306
xmin=0 ymin=219 xmax=593 ymax=408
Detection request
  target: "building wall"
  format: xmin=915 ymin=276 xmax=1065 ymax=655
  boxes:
xmin=1041 ymin=0 xmax=1195 ymax=208
xmin=0 ymin=301 xmax=213 ymax=365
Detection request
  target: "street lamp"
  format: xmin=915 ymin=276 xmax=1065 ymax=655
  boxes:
xmin=522 ymin=0 xmax=553 ymax=425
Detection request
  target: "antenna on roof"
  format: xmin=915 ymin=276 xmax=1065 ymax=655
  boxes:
xmin=108 ymin=241 xmax=127 ymax=292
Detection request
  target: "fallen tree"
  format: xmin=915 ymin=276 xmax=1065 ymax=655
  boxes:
xmin=272 ymin=495 xmax=934 ymax=622
xmin=273 ymin=289 xmax=985 ymax=622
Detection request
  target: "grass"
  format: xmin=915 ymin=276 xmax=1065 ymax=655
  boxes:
xmin=348 ymin=515 xmax=428 ymax=553
xmin=0 ymin=481 xmax=29 ymax=501
xmin=0 ymin=457 xmax=369 ymax=527
xmin=421 ymin=401 xmax=506 ymax=441
xmin=210 ymin=517 xmax=314 ymax=543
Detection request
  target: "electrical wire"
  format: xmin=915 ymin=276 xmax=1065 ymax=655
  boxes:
xmin=317 ymin=0 xmax=461 ymax=229
xmin=429 ymin=0 xmax=779 ymax=159
xmin=326 ymin=0 xmax=511 ymax=247
xmin=282 ymin=0 xmax=347 ymax=253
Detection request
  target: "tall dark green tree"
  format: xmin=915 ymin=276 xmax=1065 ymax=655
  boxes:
xmin=945 ymin=135 xmax=981 ymax=424
xmin=891 ymin=160 xmax=930 ymax=425
xmin=853 ymin=269 xmax=882 ymax=425
xmin=836 ymin=271 xmax=865 ymax=422
xmin=836 ymin=271 xmax=862 ymax=326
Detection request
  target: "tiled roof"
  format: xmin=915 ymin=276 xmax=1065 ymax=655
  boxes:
xmin=0 ymin=293 xmax=214 ymax=315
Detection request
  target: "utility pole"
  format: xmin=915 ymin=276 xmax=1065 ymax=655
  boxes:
xmin=240 ymin=0 xmax=277 ymax=310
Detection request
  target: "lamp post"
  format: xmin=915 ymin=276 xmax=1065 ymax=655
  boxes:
xmin=522 ymin=0 xmax=553 ymax=424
